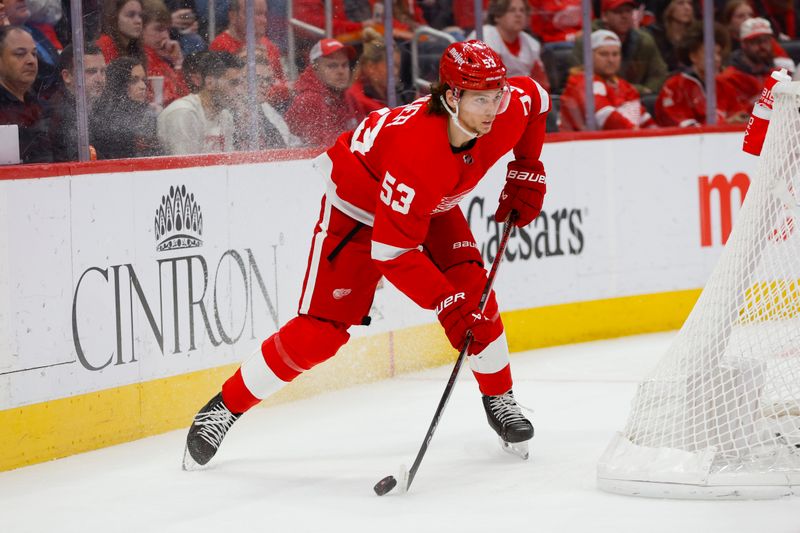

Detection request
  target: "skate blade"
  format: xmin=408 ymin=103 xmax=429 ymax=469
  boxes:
xmin=499 ymin=438 xmax=529 ymax=460
xmin=182 ymin=447 xmax=204 ymax=471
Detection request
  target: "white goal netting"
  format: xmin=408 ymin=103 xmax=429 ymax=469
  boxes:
xmin=597 ymin=82 xmax=800 ymax=499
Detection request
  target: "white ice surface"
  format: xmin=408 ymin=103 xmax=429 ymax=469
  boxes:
xmin=2 ymin=332 xmax=799 ymax=533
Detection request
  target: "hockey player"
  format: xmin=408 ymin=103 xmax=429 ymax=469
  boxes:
xmin=183 ymin=40 xmax=550 ymax=469
xmin=560 ymin=30 xmax=656 ymax=131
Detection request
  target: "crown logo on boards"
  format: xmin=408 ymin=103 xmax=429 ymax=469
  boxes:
xmin=154 ymin=185 xmax=203 ymax=252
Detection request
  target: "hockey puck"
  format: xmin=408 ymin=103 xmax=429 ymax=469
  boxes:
xmin=373 ymin=475 xmax=397 ymax=496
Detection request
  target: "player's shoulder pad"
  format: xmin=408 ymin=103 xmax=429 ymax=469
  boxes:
xmin=507 ymin=76 xmax=550 ymax=116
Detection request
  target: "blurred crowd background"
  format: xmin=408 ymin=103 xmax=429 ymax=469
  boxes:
xmin=0 ymin=0 xmax=797 ymax=163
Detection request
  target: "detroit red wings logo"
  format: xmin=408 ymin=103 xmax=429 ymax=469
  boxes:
xmin=333 ymin=288 xmax=352 ymax=300
xmin=431 ymin=188 xmax=474 ymax=214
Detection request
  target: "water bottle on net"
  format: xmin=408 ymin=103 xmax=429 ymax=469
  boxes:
xmin=742 ymin=68 xmax=791 ymax=156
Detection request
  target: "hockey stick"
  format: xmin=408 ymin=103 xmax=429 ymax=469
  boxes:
xmin=374 ymin=213 xmax=517 ymax=496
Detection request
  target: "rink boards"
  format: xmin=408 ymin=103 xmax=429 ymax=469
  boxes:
xmin=0 ymin=126 xmax=756 ymax=470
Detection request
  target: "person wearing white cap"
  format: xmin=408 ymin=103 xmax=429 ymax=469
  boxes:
xmin=560 ymin=29 xmax=655 ymax=131
xmin=284 ymin=37 xmax=359 ymax=147
xmin=718 ymin=17 xmax=796 ymax=110
xmin=571 ymin=0 xmax=668 ymax=95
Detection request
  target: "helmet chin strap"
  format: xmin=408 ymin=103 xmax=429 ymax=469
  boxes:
xmin=440 ymin=94 xmax=480 ymax=140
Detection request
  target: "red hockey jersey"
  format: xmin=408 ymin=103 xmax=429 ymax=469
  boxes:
xmin=559 ymin=71 xmax=655 ymax=131
xmin=655 ymin=71 xmax=748 ymax=127
xmin=312 ymin=76 xmax=550 ymax=310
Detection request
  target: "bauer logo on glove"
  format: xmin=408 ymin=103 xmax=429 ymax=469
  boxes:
xmin=495 ymin=161 xmax=547 ymax=227
xmin=507 ymin=169 xmax=546 ymax=184
xmin=435 ymin=292 xmax=466 ymax=315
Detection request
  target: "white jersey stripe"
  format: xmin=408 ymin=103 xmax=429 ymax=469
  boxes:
xmin=299 ymin=196 xmax=332 ymax=314
xmin=533 ymin=80 xmax=550 ymax=114
xmin=312 ymin=152 xmax=375 ymax=226
xmin=371 ymin=240 xmax=416 ymax=262
xmin=595 ymin=105 xmax=616 ymax=128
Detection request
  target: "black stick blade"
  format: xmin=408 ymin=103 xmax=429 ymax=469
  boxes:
xmin=373 ymin=475 xmax=397 ymax=496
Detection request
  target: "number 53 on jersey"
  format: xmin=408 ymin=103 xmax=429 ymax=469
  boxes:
xmin=380 ymin=173 xmax=416 ymax=215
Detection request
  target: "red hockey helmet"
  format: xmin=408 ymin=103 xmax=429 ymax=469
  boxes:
xmin=439 ymin=40 xmax=507 ymax=91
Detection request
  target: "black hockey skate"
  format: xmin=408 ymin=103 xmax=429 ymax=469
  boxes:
xmin=482 ymin=389 xmax=534 ymax=460
xmin=182 ymin=392 xmax=241 ymax=470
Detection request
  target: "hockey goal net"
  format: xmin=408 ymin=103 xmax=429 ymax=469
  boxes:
xmin=597 ymin=82 xmax=800 ymax=499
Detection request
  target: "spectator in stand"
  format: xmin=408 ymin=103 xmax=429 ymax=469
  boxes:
xmin=92 ymin=56 xmax=161 ymax=158
xmin=560 ymin=29 xmax=656 ymax=130
xmin=345 ymin=27 xmax=404 ymax=121
xmin=721 ymin=0 xmax=754 ymax=51
xmin=529 ymin=0 xmax=583 ymax=45
xmin=157 ymin=50 xmax=241 ymax=154
xmin=27 ymin=0 xmax=63 ymax=50
xmin=468 ymin=0 xmax=550 ymax=91
xmin=97 ymin=0 xmax=144 ymax=61
xmin=181 ymin=49 xmax=208 ymax=92
xmin=163 ymin=0 xmax=206 ymax=55
xmin=4 ymin=0 xmax=60 ymax=97
xmin=209 ymin=0 xmax=289 ymax=109
xmin=54 ymin=0 xmax=103 ymax=45
xmin=240 ymin=47 xmax=302 ymax=149
xmin=384 ymin=0 xmax=428 ymax=32
xmin=418 ymin=0 xmax=466 ymax=40
xmin=655 ymin=23 xmax=749 ymax=126
xmin=720 ymin=0 xmax=793 ymax=68
xmin=450 ymin=0 xmax=486 ymax=31
xmin=292 ymin=0 xmax=378 ymax=40
xmin=718 ymin=17 xmax=785 ymax=110
xmin=141 ymin=0 xmax=188 ymax=107
xmin=645 ymin=0 xmax=695 ymax=72
xmin=754 ymin=0 xmax=798 ymax=41
xmin=48 ymin=43 xmax=107 ymax=161
xmin=0 ymin=25 xmax=51 ymax=162
xmin=194 ymin=0 xmax=230 ymax=42
xmin=285 ymin=38 xmax=358 ymax=147
xmin=572 ymin=0 xmax=668 ymax=94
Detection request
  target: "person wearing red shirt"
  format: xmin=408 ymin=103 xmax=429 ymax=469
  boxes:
xmin=97 ymin=0 xmax=144 ymax=61
xmin=141 ymin=0 xmax=188 ymax=107
xmin=561 ymin=29 xmax=655 ymax=131
xmin=209 ymin=0 xmax=288 ymax=108
xmin=656 ymin=24 xmax=749 ymax=127
xmin=285 ymin=38 xmax=359 ymax=147
xmin=718 ymin=17 xmax=782 ymax=111
xmin=451 ymin=0 xmax=488 ymax=30
xmin=183 ymin=41 xmax=549 ymax=469
xmin=529 ymin=0 xmax=583 ymax=43
xmin=293 ymin=0 xmax=374 ymax=39
xmin=754 ymin=0 xmax=798 ymax=40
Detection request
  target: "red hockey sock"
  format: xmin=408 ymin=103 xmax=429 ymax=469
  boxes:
xmin=221 ymin=368 xmax=261 ymax=414
xmin=472 ymin=363 xmax=513 ymax=396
